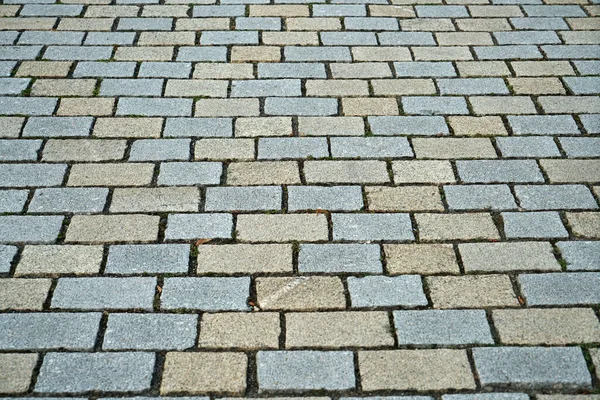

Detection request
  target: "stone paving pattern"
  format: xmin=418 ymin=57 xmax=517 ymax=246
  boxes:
xmin=0 ymin=0 xmax=599 ymax=395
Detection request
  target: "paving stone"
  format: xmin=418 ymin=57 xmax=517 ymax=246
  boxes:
xmin=43 ymin=139 xmax=125 ymax=161
xmin=164 ymin=118 xmax=232 ymax=138
xmin=66 ymin=214 xmax=159 ymax=243
xmin=106 ymin=244 xmax=189 ymax=274
xmin=0 ymin=117 xmax=24 ymax=137
xmin=110 ymin=187 xmax=199 ymax=213
xmin=195 ymin=138 xmax=254 ymax=160
xmin=94 ymin=118 xmax=163 ymax=138
xmin=299 ymin=116 xmax=365 ymax=136
xmin=541 ymin=159 xmax=600 ymax=183
xmin=161 ymin=277 xmax=250 ymax=310
xmin=0 ymin=164 xmax=66 ymax=188
xmin=16 ymin=244 xmax=103 ymax=276
xmin=321 ymin=32 xmax=377 ymax=45
xmin=236 ymin=117 xmax=292 ymax=137
xmin=557 ymin=241 xmax=600 ymax=271
xmin=237 ymin=214 xmax=328 ymax=242
xmin=493 ymin=308 xmax=600 ymax=345
xmin=231 ymin=79 xmax=301 ymax=97
xmin=257 ymin=351 xmax=355 ymax=391
xmin=330 ymin=137 xmax=412 ymax=158
xmin=333 ymin=213 xmax=414 ymax=241
xmin=258 ymin=137 xmax=328 ymax=159
xmin=515 ymin=185 xmax=597 ymax=210
xmin=497 ymin=136 xmax=561 ymax=158
xmin=0 ymin=353 xmax=37 ymax=393
xmin=23 ymin=117 xmax=93 ymax=138
xmin=457 ymin=160 xmax=544 ymax=183
xmin=205 ymin=186 xmax=281 ymax=211
xmin=0 ymin=215 xmax=64 ymax=244
xmin=130 ymin=139 xmax=190 ymax=161
xmin=519 ymin=272 xmax=600 ymax=305
xmin=427 ymin=274 xmax=519 ymax=308
xmin=285 ymin=46 xmax=351 ymax=62
xmin=348 ymin=275 xmax=428 ymax=308
xmin=165 ymin=213 xmax=232 ymax=240
xmin=100 ymin=79 xmax=163 ymax=96
xmin=197 ymin=244 xmax=292 ymax=274
xmin=366 ymin=186 xmax=442 ymax=212
xmin=359 ymin=350 xmax=476 ymax=391
xmin=473 ymin=347 xmax=592 ymax=389
xmin=264 ymin=97 xmax=338 ymax=116
xmin=68 ymin=163 xmax=154 ymax=187
xmin=158 ymin=162 xmax=222 ymax=186
xmin=508 ymin=115 xmax=579 ymax=134
xmin=256 ymin=276 xmax=345 ymax=310
xmin=437 ymin=78 xmax=509 ymax=94
xmin=402 ymin=96 xmax=469 ymax=115
xmin=286 ymin=311 xmax=394 ymax=348
xmin=394 ymin=310 xmax=493 ymax=345
xmin=305 ymin=160 xmax=389 ymax=183
xmin=568 ymin=212 xmax=600 ymax=239
xmin=117 ymin=98 xmax=193 ymax=117
xmin=227 ymin=161 xmax=300 ymax=185
xmin=416 ymin=213 xmax=499 ymax=241
xmin=459 ymin=241 xmax=560 ymax=272
xmin=0 ymin=245 xmax=17 ymax=273
xmin=299 ymin=244 xmax=381 ymax=273
xmin=288 ymin=185 xmax=363 ymax=211
xmin=36 ymin=352 xmax=155 ymax=393
xmin=369 ymin=116 xmax=449 ymax=136
xmin=503 ymin=211 xmax=568 ymax=239
xmin=0 ymin=278 xmax=51 ymax=310
xmin=0 ymin=190 xmax=28 ymax=213
xmin=198 ymin=312 xmax=280 ymax=349
xmin=196 ymin=99 xmax=260 ymax=117
xmin=444 ymin=184 xmax=517 ymax=210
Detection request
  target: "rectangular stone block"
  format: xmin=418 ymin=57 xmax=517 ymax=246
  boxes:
xmin=557 ymin=241 xmax=600 ymax=271
xmin=427 ymin=274 xmax=519 ymax=309
xmin=117 ymin=98 xmax=193 ymax=117
xmin=0 ymin=278 xmax=51 ymax=310
xmin=16 ymin=244 xmax=103 ymax=276
xmin=197 ymin=244 xmax=292 ymax=274
xmin=110 ymin=187 xmax=199 ymax=213
xmin=205 ymin=186 xmax=282 ymax=211
xmin=165 ymin=213 xmax=232 ymax=240
xmin=105 ymin=244 xmax=190 ymax=274
xmin=519 ymin=272 xmax=600 ymax=305
xmin=287 ymin=185 xmax=363 ymax=211
xmin=31 ymin=187 xmax=108 ymax=213
xmin=66 ymin=214 xmax=159 ymax=243
xmin=256 ymin=276 xmax=346 ymax=310
xmin=0 ymin=215 xmax=63 ymax=244
xmin=330 ymin=137 xmax=412 ymax=158
xmin=161 ymin=277 xmax=250 ymax=311
xmin=258 ymin=137 xmax=328 ymax=159
xmin=304 ymin=160 xmax=389 ymax=184
xmin=0 ymin=190 xmax=28 ymax=213
xmin=348 ymin=275 xmax=428 ymax=307
xmin=68 ymin=163 xmax=154 ymax=187
xmin=198 ymin=312 xmax=280 ymax=349
xmin=237 ymin=214 xmax=328 ymax=242
xmin=457 ymin=160 xmax=544 ymax=183
xmin=416 ymin=213 xmax=499 ymax=241
xmin=444 ymin=185 xmax=517 ymax=210
xmin=299 ymin=244 xmax=382 ymax=273
xmin=0 ymin=353 xmax=37 ymax=394
xmin=332 ymin=213 xmax=414 ymax=241
xmin=502 ymin=211 xmax=568 ymax=239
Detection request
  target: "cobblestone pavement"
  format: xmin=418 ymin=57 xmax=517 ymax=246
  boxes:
xmin=0 ymin=0 xmax=600 ymax=395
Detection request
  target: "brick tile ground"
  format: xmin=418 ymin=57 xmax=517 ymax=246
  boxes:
xmin=0 ymin=0 xmax=599 ymax=395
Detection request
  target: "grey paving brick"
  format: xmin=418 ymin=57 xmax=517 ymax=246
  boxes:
xmin=257 ymin=351 xmax=355 ymax=391
xmin=258 ymin=137 xmax=328 ymax=159
xmin=0 ymin=245 xmax=17 ymax=273
xmin=524 ymin=5 xmax=585 ymax=16
xmin=100 ymin=79 xmax=164 ymax=96
xmin=105 ymin=244 xmax=190 ymax=274
xmin=284 ymin=46 xmax=352 ymax=62
xmin=444 ymin=184 xmax=517 ymax=210
xmin=28 ymin=188 xmax=108 ymax=213
xmin=0 ymin=216 xmax=63 ymax=244
xmin=394 ymin=310 xmax=493 ymax=345
xmin=0 ymin=313 xmax=100 ymax=350
xmin=0 ymin=61 xmax=16 ymax=76
xmin=560 ymin=137 xmax=600 ymax=157
xmin=165 ymin=213 xmax=232 ymax=240
xmin=118 ymin=17 xmax=173 ymax=31
xmin=288 ymin=185 xmax=363 ymax=211
xmin=369 ymin=116 xmax=449 ymax=136
xmin=129 ymin=139 xmax=190 ymax=161
xmin=330 ymin=137 xmax=413 ymax=158
xmin=193 ymin=5 xmax=245 ymax=16
xmin=20 ymin=4 xmax=82 ymax=16
xmin=443 ymin=394 xmax=528 ymax=400
xmin=0 ymin=190 xmax=28 ymax=213
xmin=314 ymin=4 xmax=365 ymax=15
xmin=73 ymin=61 xmax=136 ymax=78
xmin=457 ymin=160 xmax=544 ymax=183
xmin=205 ymin=186 xmax=282 ymax=211
xmin=574 ymin=61 xmax=600 ymax=76
xmin=139 ymin=62 xmax=192 ymax=78
xmin=177 ymin=47 xmax=228 ymax=62
xmin=508 ymin=115 xmax=580 ymax=135
xmin=321 ymin=32 xmax=378 ymax=46
xmin=402 ymin=97 xmax=469 ymax=115
xmin=51 ymin=277 xmax=156 ymax=310
xmin=264 ymin=97 xmax=338 ymax=116
xmin=459 ymin=241 xmax=560 ymax=273
xmin=474 ymin=45 xmax=542 ymax=60
xmin=416 ymin=5 xmax=469 ymax=17
xmin=473 ymin=347 xmax=592 ymax=388
xmin=348 ymin=275 xmax=428 ymax=307
xmin=236 ymin=17 xmax=281 ymax=30
xmin=0 ymin=46 xmax=43 ymax=61
xmin=394 ymin=62 xmax=456 ymax=77
xmin=258 ymin=63 xmax=326 ymax=78
xmin=346 ymin=17 xmax=399 ymax=31
xmin=0 ymin=32 xmax=18 ymax=45
xmin=103 ymin=313 xmax=197 ymax=350
xmin=332 ymin=213 xmax=414 ymax=241
xmin=519 ymin=272 xmax=600 ymax=305
xmin=161 ymin=277 xmax=250 ymax=310
xmin=0 ymin=97 xmax=57 ymax=116
xmin=563 ymin=78 xmax=600 ymax=96
xmin=379 ymin=32 xmax=435 ymax=45
xmin=438 ymin=78 xmax=509 ymax=95
xmin=516 ymin=185 xmax=597 ymax=210
xmin=85 ymin=32 xmax=136 ymax=45
xmin=299 ymin=244 xmax=382 ymax=273
xmin=158 ymin=162 xmax=222 ymax=185
xmin=164 ymin=118 xmax=232 ymax=138
xmin=557 ymin=241 xmax=600 ymax=271
xmin=0 ymin=78 xmax=30 ymax=95
xmin=580 ymin=114 xmax=600 ymax=134
xmin=0 ymin=139 xmax=41 ymax=161
xmin=543 ymin=45 xmax=600 ymax=60
xmin=44 ymin=46 xmax=113 ymax=61
xmin=510 ymin=17 xmax=569 ymax=30
xmin=116 ymin=98 xmax=193 ymax=117
xmin=35 ymin=352 xmax=155 ymax=393
xmin=200 ymin=31 xmax=259 ymax=45
xmin=0 ymin=164 xmax=66 ymax=187
xmin=502 ymin=211 xmax=568 ymax=239
xmin=231 ymin=79 xmax=302 ymax=97
xmin=24 ymin=117 xmax=93 ymax=138
xmin=496 ymin=137 xmax=561 ymax=158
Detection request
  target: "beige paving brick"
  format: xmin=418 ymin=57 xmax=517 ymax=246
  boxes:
xmin=16 ymin=245 xmax=103 ymax=276
xmin=66 ymin=214 xmax=160 ymax=243
xmin=0 ymin=279 xmax=51 ymax=310
xmin=237 ymin=214 xmax=328 ymax=242
xmin=195 ymin=138 xmax=254 ymax=160
xmin=43 ymin=139 xmax=126 ymax=162
xmin=567 ymin=212 xmax=600 ymax=239
xmin=256 ymin=276 xmax=346 ymax=310
xmin=541 ymin=159 xmax=600 ymax=183
xmin=197 ymin=244 xmax=293 ymax=274
xmin=138 ymin=32 xmax=195 ymax=45
xmin=31 ymin=79 xmax=96 ymax=97
xmin=227 ymin=161 xmax=300 ymax=185
xmin=236 ymin=117 xmax=292 ymax=137
xmin=567 ymin=17 xmax=600 ymax=30
xmin=560 ymin=30 xmax=600 ymax=44
xmin=367 ymin=186 xmax=444 ymax=212
xmin=508 ymin=77 xmax=566 ymax=95
xmin=540 ymin=96 xmax=600 ymax=113
xmin=165 ymin=80 xmax=228 ymax=98
xmin=93 ymin=118 xmax=163 ymax=138
xmin=142 ymin=4 xmax=188 ymax=16
xmin=352 ymin=47 xmax=412 ymax=61
xmin=412 ymin=138 xmax=497 ymax=159
xmin=511 ymin=61 xmax=576 ymax=76
xmin=286 ymin=17 xmax=341 ymax=31
xmin=16 ymin=61 xmax=72 ymax=77
xmin=493 ymin=308 xmax=600 ymax=345
xmin=460 ymin=242 xmax=560 ymax=273
xmin=68 ymin=163 xmax=155 ymax=186
xmin=413 ymin=46 xmax=473 ymax=61
xmin=401 ymin=19 xmax=455 ymax=31
xmin=0 ymin=117 xmax=24 ymax=138
xmin=359 ymin=350 xmax=476 ymax=391
xmin=416 ymin=213 xmax=500 ymax=241
xmin=392 ymin=161 xmax=456 ymax=183
xmin=0 ymin=5 xmax=19 ymax=16
xmin=1 ymin=18 xmax=57 ymax=30
xmin=194 ymin=63 xmax=254 ymax=79
xmin=298 ymin=116 xmax=364 ymax=136
xmin=196 ymin=99 xmax=259 ymax=117
xmin=161 ymin=352 xmax=247 ymax=395
xmin=369 ymin=5 xmax=415 ymax=17
xmin=436 ymin=32 xmax=493 ymax=46
xmin=591 ymin=350 xmax=600 ymax=382
xmin=231 ymin=46 xmax=281 ymax=62
xmin=175 ymin=18 xmax=230 ymax=31
xmin=198 ymin=312 xmax=280 ymax=349
xmin=469 ymin=5 xmax=523 ymax=16
xmin=262 ymin=32 xmax=319 ymax=46
xmin=0 ymin=354 xmax=38 ymax=394
xmin=286 ymin=311 xmax=394 ymax=348
xmin=470 ymin=96 xmax=537 ymax=115
xmin=114 ymin=46 xmax=174 ymax=61
xmin=110 ymin=187 xmax=199 ymax=212
xmin=58 ymin=17 xmax=114 ymax=30
xmin=57 ymin=98 xmax=115 ymax=116
xmin=456 ymin=61 xmax=511 ymax=77
xmin=342 ymin=98 xmax=399 ymax=116
xmin=305 ymin=160 xmax=390 ymax=184
xmin=306 ymin=80 xmax=370 ymax=97
xmin=384 ymin=243 xmax=460 ymax=275
xmin=372 ymin=79 xmax=436 ymax=96
xmin=250 ymin=5 xmax=309 ymax=16
xmin=449 ymin=116 xmax=508 ymax=136
xmin=456 ymin=18 xmax=512 ymax=31
xmin=85 ymin=5 xmax=139 ymax=17
xmin=426 ymin=274 xmax=519 ymax=309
